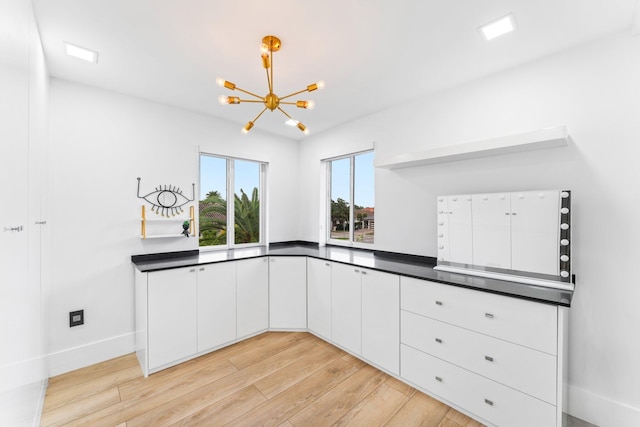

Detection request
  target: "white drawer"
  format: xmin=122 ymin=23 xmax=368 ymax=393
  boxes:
xmin=401 ymin=311 xmax=557 ymax=404
xmin=401 ymin=345 xmax=556 ymax=427
xmin=401 ymin=277 xmax=558 ymax=354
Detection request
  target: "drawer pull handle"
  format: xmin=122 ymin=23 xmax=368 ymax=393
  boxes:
xmin=435 ymin=376 xmax=443 ymax=382
xmin=354 ymin=269 xmax=360 ymax=273
xmin=199 ymin=267 xmax=205 ymax=271
xmin=435 ymin=301 xmax=443 ymax=306
xmin=361 ymin=271 xmax=367 ymax=275
xmin=485 ymin=355 xmax=494 ymax=362
xmin=325 ymin=263 xmax=330 ymax=266
xmin=189 ymin=268 xmax=196 ymax=272
xmin=435 ymin=338 xmax=443 ymax=344
xmin=485 ymin=398 xmax=494 ymax=406
xmin=485 ymin=313 xmax=494 ymax=319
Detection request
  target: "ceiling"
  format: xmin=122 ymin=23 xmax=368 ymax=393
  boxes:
xmin=32 ymin=0 xmax=640 ymax=141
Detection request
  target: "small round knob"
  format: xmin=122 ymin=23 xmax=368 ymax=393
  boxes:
xmin=560 ymin=223 xmax=570 ymax=230
xmin=561 ymin=207 xmax=569 ymax=214
xmin=560 ymin=255 xmax=570 ymax=262
xmin=560 ymin=271 xmax=570 ymax=278
xmin=561 ymin=191 xmax=570 ymax=198
xmin=561 ymin=239 xmax=570 ymax=246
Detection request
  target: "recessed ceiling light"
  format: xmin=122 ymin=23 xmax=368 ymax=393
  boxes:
xmin=64 ymin=42 xmax=99 ymax=63
xmin=479 ymin=13 xmax=516 ymax=41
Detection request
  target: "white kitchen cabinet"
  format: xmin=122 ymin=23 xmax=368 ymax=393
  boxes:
xmin=236 ymin=257 xmax=269 ymax=338
xmin=331 ymin=262 xmax=362 ymax=355
xmin=147 ymin=267 xmax=198 ymax=371
xmin=437 ymin=195 xmax=473 ymax=265
xmin=361 ymin=269 xmax=400 ymax=375
xmin=511 ymin=190 xmax=560 ymax=275
xmin=269 ymin=256 xmax=307 ymax=329
xmin=472 ymin=193 xmax=512 ymax=269
xmin=307 ymin=257 xmax=332 ymax=340
xmin=196 ymin=262 xmax=236 ymax=352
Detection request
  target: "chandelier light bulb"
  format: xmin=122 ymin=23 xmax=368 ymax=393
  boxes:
xmin=242 ymin=121 xmax=254 ymax=134
xmin=260 ymin=43 xmax=269 ymax=54
xmin=216 ymin=77 xmax=225 ymax=87
xmin=306 ymin=100 xmax=315 ymax=110
xmin=316 ymin=80 xmax=326 ymax=90
xmin=218 ymin=95 xmax=229 ymax=105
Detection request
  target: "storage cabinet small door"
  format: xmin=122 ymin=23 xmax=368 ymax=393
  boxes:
xmin=197 ymin=262 xmax=236 ymax=352
xmin=307 ymin=258 xmax=332 ymax=339
xmin=148 ymin=267 xmax=197 ymax=370
xmin=269 ymin=256 xmax=307 ymax=329
xmin=236 ymin=257 xmax=269 ymax=338
xmin=331 ymin=262 xmax=362 ymax=355
xmin=362 ymin=269 xmax=400 ymax=375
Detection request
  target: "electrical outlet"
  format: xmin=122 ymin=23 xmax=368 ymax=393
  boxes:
xmin=69 ymin=310 xmax=84 ymax=327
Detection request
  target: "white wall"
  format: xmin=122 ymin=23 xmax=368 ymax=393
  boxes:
xmin=48 ymin=80 xmax=300 ymax=375
xmin=299 ymin=32 xmax=640 ymax=426
xmin=0 ymin=0 xmax=50 ymax=425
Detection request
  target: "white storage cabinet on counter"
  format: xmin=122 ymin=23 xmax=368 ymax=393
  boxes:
xmin=400 ymin=276 xmax=567 ymax=427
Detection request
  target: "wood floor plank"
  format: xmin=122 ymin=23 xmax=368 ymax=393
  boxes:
xmin=41 ymin=332 xmax=487 ymax=427
xmin=40 ymin=387 xmax=121 ymax=427
xmin=227 ymin=331 xmax=310 ymax=369
xmin=385 ymin=390 xmax=451 ymax=427
xmin=115 ymin=338 xmax=322 ymax=427
xmin=46 ymin=353 xmax=138 ymax=391
xmin=43 ymin=363 xmax=141 ymax=412
xmin=226 ymin=358 xmax=361 ymax=426
xmin=254 ymin=343 xmax=346 ymax=398
xmin=288 ymin=364 xmax=387 ymax=426
xmin=384 ymin=375 xmax=418 ymax=398
xmin=333 ymin=382 xmax=409 ymax=427
xmin=166 ymin=385 xmax=266 ymax=426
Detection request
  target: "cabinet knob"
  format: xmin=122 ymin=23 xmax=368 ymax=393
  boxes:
xmin=485 ymin=313 xmax=494 ymax=319
xmin=435 ymin=338 xmax=443 ymax=344
xmin=435 ymin=376 xmax=443 ymax=382
xmin=485 ymin=355 xmax=494 ymax=362
xmin=484 ymin=398 xmax=494 ymax=406
xmin=435 ymin=301 xmax=443 ymax=306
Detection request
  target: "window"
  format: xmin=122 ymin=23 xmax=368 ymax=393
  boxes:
xmin=327 ymin=151 xmax=375 ymax=245
xmin=199 ymin=154 xmax=265 ymax=248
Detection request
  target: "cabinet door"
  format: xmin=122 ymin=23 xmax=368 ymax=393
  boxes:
xmin=472 ymin=193 xmax=511 ymax=269
xmin=236 ymin=257 xmax=269 ymax=338
xmin=447 ymin=195 xmax=473 ymax=265
xmin=307 ymin=258 xmax=332 ymax=339
xmin=197 ymin=262 xmax=236 ymax=352
xmin=511 ymin=190 xmax=560 ymax=275
xmin=148 ymin=267 xmax=197 ymax=370
xmin=331 ymin=262 xmax=362 ymax=355
xmin=269 ymin=257 xmax=307 ymax=329
xmin=362 ymin=269 xmax=400 ymax=375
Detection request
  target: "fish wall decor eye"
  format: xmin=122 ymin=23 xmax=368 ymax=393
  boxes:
xmin=137 ymin=177 xmax=195 ymax=217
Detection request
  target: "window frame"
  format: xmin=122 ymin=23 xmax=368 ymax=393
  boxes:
xmin=325 ymin=149 xmax=375 ymax=248
xmin=199 ymin=153 xmax=266 ymax=251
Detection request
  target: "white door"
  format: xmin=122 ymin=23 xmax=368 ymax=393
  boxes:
xmin=447 ymin=195 xmax=473 ymax=265
xmin=472 ymin=193 xmax=511 ymax=269
xmin=148 ymin=267 xmax=197 ymax=369
xmin=331 ymin=262 xmax=361 ymax=355
xmin=362 ymin=269 xmax=400 ymax=375
xmin=511 ymin=191 xmax=560 ymax=275
xmin=307 ymin=258 xmax=332 ymax=339
xmin=197 ymin=262 xmax=236 ymax=352
xmin=236 ymin=257 xmax=269 ymax=338
xmin=269 ymin=257 xmax=307 ymax=329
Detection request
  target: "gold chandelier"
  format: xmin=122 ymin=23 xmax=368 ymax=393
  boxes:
xmin=217 ymin=35 xmax=325 ymax=135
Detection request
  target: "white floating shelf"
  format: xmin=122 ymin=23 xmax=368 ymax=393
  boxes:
xmin=374 ymin=126 xmax=569 ymax=169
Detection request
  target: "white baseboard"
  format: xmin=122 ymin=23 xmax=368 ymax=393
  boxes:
xmin=48 ymin=332 xmax=135 ymax=377
xmin=568 ymin=384 xmax=640 ymax=427
xmin=0 ymin=379 xmax=47 ymax=427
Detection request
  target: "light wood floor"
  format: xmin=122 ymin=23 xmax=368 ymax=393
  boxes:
xmin=41 ymin=332 xmax=485 ymax=427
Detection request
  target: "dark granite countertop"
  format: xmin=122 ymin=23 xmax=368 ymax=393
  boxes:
xmin=132 ymin=242 xmax=573 ymax=307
